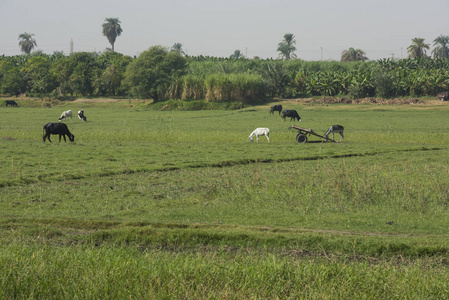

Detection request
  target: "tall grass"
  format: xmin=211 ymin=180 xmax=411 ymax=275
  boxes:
xmin=205 ymin=73 xmax=265 ymax=103
xmin=1 ymin=243 xmax=449 ymax=299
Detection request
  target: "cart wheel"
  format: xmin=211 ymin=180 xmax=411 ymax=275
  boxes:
xmin=296 ymin=134 xmax=308 ymax=143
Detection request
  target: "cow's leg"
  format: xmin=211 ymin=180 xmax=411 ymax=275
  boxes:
xmin=266 ymin=133 xmax=270 ymax=142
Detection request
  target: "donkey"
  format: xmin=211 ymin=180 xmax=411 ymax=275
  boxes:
xmin=324 ymin=125 xmax=344 ymax=142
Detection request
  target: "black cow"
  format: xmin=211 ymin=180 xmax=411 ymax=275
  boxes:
xmin=281 ymin=109 xmax=301 ymax=122
xmin=269 ymin=105 xmax=283 ymax=115
xmin=43 ymin=122 xmax=75 ymax=143
xmin=5 ymin=100 xmax=18 ymax=107
xmin=78 ymin=110 xmax=87 ymax=121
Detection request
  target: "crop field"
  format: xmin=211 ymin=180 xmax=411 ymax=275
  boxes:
xmin=1 ymin=99 xmax=449 ymax=298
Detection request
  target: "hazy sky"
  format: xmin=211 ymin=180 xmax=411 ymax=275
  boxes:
xmin=1 ymin=0 xmax=448 ymax=61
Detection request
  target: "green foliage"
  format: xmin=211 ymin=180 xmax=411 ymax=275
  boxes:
xmin=277 ymin=33 xmax=297 ymax=60
xmin=124 ymin=46 xmax=187 ymax=101
xmin=2 ymin=52 xmax=449 ymax=100
xmin=102 ymin=18 xmax=123 ymax=52
xmin=18 ymin=32 xmax=37 ymax=55
xmin=20 ymin=56 xmax=57 ymax=96
xmin=0 ymin=61 xmax=24 ymax=96
xmin=205 ymin=73 xmax=265 ymax=103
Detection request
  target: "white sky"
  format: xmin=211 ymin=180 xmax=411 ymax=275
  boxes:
xmin=1 ymin=0 xmax=448 ymax=61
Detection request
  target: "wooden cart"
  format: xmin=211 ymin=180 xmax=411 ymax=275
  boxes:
xmin=288 ymin=125 xmax=336 ymax=143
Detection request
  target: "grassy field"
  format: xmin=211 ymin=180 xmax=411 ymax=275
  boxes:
xmin=1 ymin=98 xmax=449 ymax=298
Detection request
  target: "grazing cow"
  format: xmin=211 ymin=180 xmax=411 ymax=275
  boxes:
xmin=438 ymin=91 xmax=449 ymax=101
xmin=58 ymin=110 xmax=72 ymax=121
xmin=281 ymin=110 xmax=301 ymax=122
xmin=269 ymin=105 xmax=283 ymax=115
xmin=43 ymin=122 xmax=75 ymax=143
xmin=5 ymin=100 xmax=18 ymax=107
xmin=248 ymin=128 xmax=270 ymax=142
xmin=78 ymin=110 xmax=87 ymax=121
xmin=324 ymin=125 xmax=344 ymax=142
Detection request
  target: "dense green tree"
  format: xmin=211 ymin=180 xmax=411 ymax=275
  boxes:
xmin=407 ymin=38 xmax=430 ymax=58
xmin=170 ymin=43 xmax=185 ymax=56
xmin=124 ymin=45 xmax=187 ymax=101
xmin=102 ymin=18 xmax=123 ymax=52
xmin=432 ymin=35 xmax=449 ymax=59
xmin=340 ymin=48 xmax=368 ymax=62
xmin=20 ymin=56 xmax=57 ymax=95
xmin=51 ymin=52 xmax=99 ymax=96
xmin=51 ymin=57 xmax=75 ymax=95
xmin=93 ymin=52 xmax=132 ymax=96
xmin=0 ymin=61 xmax=23 ymax=96
xmin=230 ymin=50 xmax=244 ymax=59
xmin=18 ymin=32 xmax=37 ymax=55
xmin=277 ymin=33 xmax=297 ymax=60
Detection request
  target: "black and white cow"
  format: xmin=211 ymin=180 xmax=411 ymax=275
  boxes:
xmin=43 ymin=122 xmax=75 ymax=143
xmin=5 ymin=100 xmax=18 ymax=107
xmin=269 ymin=105 xmax=283 ymax=115
xmin=78 ymin=110 xmax=87 ymax=121
xmin=281 ymin=109 xmax=301 ymax=122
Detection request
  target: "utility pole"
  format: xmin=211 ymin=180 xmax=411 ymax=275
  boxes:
xmin=321 ymin=47 xmax=323 ymax=61
xmin=70 ymin=38 xmax=73 ymax=54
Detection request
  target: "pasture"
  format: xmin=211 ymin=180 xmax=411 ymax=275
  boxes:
xmin=1 ymin=99 xmax=449 ymax=298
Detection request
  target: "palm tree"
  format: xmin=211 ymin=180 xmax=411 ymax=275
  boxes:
xmin=407 ymin=38 xmax=430 ymax=58
xmin=277 ymin=33 xmax=297 ymax=60
xmin=340 ymin=47 xmax=368 ymax=62
xmin=170 ymin=43 xmax=185 ymax=56
xmin=102 ymin=18 xmax=123 ymax=52
xmin=18 ymin=32 xmax=37 ymax=55
xmin=432 ymin=35 xmax=449 ymax=59
xmin=230 ymin=49 xmax=244 ymax=59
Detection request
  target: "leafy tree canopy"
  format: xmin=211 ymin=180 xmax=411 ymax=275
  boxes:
xmin=124 ymin=45 xmax=187 ymax=101
xmin=18 ymin=32 xmax=37 ymax=55
xmin=407 ymin=38 xmax=430 ymax=59
xmin=102 ymin=18 xmax=123 ymax=52
xmin=341 ymin=48 xmax=368 ymax=62
xmin=277 ymin=33 xmax=297 ymax=60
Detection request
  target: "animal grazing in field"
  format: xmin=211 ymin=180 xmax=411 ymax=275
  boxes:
xmin=270 ymin=105 xmax=283 ymax=115
xmin=281 ymin=110 xmax=301 ymax=122
xmin=43 ymin=122 xmax=75 ymax=143
xmin=78 ymin=110 xmax=87 ymax=121
xmin=324 ymin=125 xmax=344 ymax=142
xmin=58 ymin=110 xmax=72 ymax=121
xmin=5 ymin=100 xmax=18 ymax=107
xmin=438 ymin=91 xmax=449 ymax=101
xmin=248 ymin=128 xmax=270 ymax=142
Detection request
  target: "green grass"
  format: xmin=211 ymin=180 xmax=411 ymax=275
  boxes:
xmin=1 ymin=100 xmax=449 ymax=298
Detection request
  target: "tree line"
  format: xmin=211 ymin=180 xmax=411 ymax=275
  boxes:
xmin=2 ymin=48 xmax=449 ymax=102
xmin=4 ymin=19 xmax=449 ymax=103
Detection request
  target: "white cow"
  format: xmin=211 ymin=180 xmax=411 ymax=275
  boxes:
xmin=59 ymin=110 xmax=72 ymax=121
xmin=325 ymin=125 xmax=344 ymax=142
xmin=248 ymin=128 xmax=270 ymax=142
